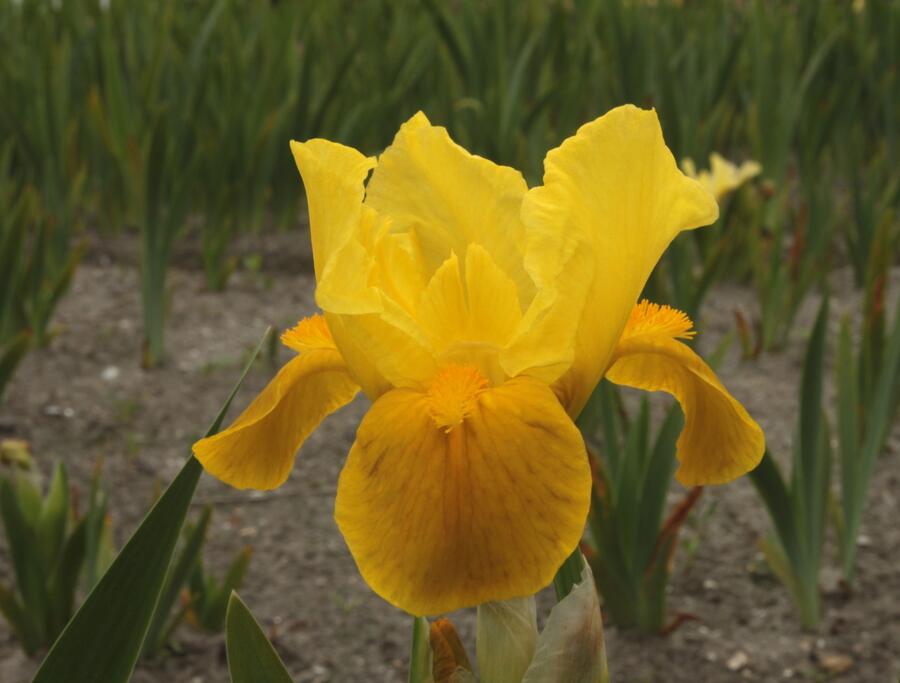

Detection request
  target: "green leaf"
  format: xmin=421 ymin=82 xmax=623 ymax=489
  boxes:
xmin=748 ymin=451 xmax=798 ymax=564
xmin=142 ymin=505 xmax=211 ymax=656
xmin=0 ymin=582 xmax=42 ymax=656
xmin=45 ymin=517 xmax=87 ymax=641
xmin=33 ymin=329 xmax=270 ymax=683
xmin=0 ymin=476 xmax=47 ymax=637
xmin=37 ymin=462 xmax=69 ymax=570
xmin=0 ymin=332 xmax=31 ymax=401
xmin=633 ymin=405 xmax=682 ymax=574
xmin=83 ymin=474 xmax=112 ymax=592
xmin=552 ymin=548 xmax=586 ymax=602
xmin=202 ymin=546 xmax=252 ymax=632
xmin=408 ymin=616 xmax=432 ymax=683
xmin=226 ymin=592 xmax=295 ymax=683
xmin=798 ymin=298 xmax=828 ymax=478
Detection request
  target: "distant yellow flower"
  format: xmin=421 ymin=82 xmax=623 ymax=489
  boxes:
xmin=193 ymin=106 xmax=764 ymax=616
xmin=681 ymin=152 xmax=761 ymax=201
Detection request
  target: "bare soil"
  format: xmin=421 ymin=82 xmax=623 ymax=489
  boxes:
xmin=1 ymin=235 xmax=898 ymax=683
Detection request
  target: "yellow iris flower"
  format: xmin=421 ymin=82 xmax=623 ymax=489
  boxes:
xmin=193 ymin=105 xmax=764 ymax=616
xmin=681 ymin=152 xmax=762 ymax=200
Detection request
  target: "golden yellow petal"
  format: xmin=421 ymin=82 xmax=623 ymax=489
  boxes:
xmin=335 ymin=374 xmax=591 ymax=616
xmin=365 ymin=112 xmax=534 ymax=306
xmin=605 ymin=301 xmax=764 ymax=485
xmin=193 ymin=350 xmax=359 ymax=490
xmin=416 ymin=246 xmax=522 ymax=375
xmin=289 ymin=147 xmax=435 ymax=398
xmin=325 ymin=306 xmax=437 ymax=397
xmin=522 ymin=105 xmax=719 ymax=417
xmin=289 ymin=139 xmax=375 ymax=280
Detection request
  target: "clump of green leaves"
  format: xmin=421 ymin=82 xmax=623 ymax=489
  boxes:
xmin=576 ymin=381 xmax=700 ymax=633
xmin=143 ymin=505 xmax=252 ymax=656
xmin=0 ymin=461 xmax=113 ymax=656
xmin=749 ymin=300 xmax=831 ymax=628
xmin=30 ymin=333 xmax=265 ymax=683
xmin=0 ymin=149 xmax=81 ymax=400
xmin=834 ymin=290 xmax=900 ymax=582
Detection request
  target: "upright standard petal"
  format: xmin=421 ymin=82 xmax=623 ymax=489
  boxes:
xmin=604 ymin=301 xmax=765 ymax=485
xmin=365 ymin=112 xmax=534 ymax=305
xmin=291 ymin=140 xmax=435 ymax=398
xmin=335 ymin=370 xmax=591 ymax=616
xmin=193 ymin=316 xmax=360 ymax=490
xmin=523 ymin=105 xmax=719 ymax=417
xmin=289 ymin=139 xmax=375 ymax=280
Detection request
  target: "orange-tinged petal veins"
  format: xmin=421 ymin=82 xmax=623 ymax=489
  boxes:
xmin=335 ymin=376 xmax=591 ymax=616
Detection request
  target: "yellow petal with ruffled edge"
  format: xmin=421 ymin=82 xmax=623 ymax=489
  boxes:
xmin=289 ymin=139 xmax=375 ymax=280
xmin=522 ymin=105 xmax=719 ymax=417
xmin=335 ymin=368 xmax=591 ymax=616
xmin=291 ymin=139 xmax=436 ymax=399
xmin=365 ymin=112 xmax=534 ymax=306
xmin=193 ymin=316 xmax=359 ymax=490
xmin=604 ymin=301 xmax=765 ymax=485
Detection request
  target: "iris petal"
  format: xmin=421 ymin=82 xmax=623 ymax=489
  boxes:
xmin=523 ymin=105 xmax=719 ymax=417
xmin=605 ymin=301 xmax=764 ymax=485
xmin=365 ymin=112 xmax=534 ymax=305
xmin=335 ymin=376 xmax=591 ymax=616
xmin=193 ymin=319 xmax=360 ymax=490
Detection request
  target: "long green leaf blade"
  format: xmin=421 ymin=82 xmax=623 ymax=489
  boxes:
xmin=33 ymin=329 xmax=271 ymax=683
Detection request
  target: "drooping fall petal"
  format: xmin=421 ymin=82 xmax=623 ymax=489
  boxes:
xmin=605 ymin=301 xmax=765 ymax=485
xmin=523 ymin=105 xmax=719 ymax=417
xmin=334 ymin=370 xmax=591 ymax=616
xmin=193 ymin=317 xmax=359 ymax=490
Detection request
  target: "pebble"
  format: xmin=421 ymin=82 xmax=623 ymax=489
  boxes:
xmin=44 ymin=404 xmax=75 ymax=418
xmin=726 ymin=650 xmax=749 ymax=671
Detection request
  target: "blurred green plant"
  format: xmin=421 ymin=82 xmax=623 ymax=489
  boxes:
xmin=142 ymin=505 xmax=252 ymax=657
xmin=30 ymin=330 xmax=265 ymax=683
xmin=834 ymin=291 xmax=900 ymax=582
xmin=0 ymin=149 xmax=82 ymax=400
xmin=1 ymin=0 xmax=897 ymax=368
xmin=0 ymin=461 xmax=113 ymax=656
xmin=648 ymin=153 xmax=762 ymax=321
xmin=575 ymin=381 xmax=698 ymax=633
xmin=749 ymin=300 xmax=831 ymax=628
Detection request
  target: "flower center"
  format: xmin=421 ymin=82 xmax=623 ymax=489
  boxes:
xmin=426 ymin=364 xmax=488 ymax=432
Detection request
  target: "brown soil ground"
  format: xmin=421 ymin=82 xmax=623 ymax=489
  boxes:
xmin=0 ymin=234 xmax=898 ymax=683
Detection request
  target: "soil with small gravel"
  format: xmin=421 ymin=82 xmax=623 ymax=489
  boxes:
xmin=1 ymin=232 xmax=898 ymax=683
